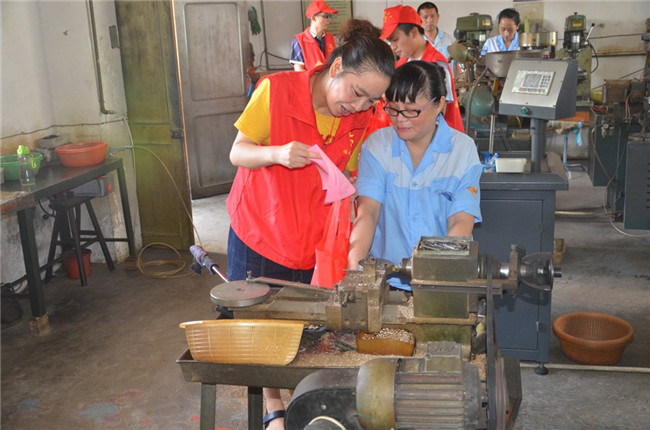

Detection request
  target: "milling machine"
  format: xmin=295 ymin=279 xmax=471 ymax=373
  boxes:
xmin=195 ymin=237 xmax=559 ymax=429
xmin=451 ymin=13 xmax=493 ymax=73
xmin=555 ymin=12 xmax=595 ymax=106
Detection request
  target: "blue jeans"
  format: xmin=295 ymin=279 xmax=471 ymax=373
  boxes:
xmin=227 ymin=227 xmax=314 ymax=283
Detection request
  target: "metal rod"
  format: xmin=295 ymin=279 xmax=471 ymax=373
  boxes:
xmin=87 ymin=0 xmax=115 ymax=115
xmin=249 ymin=276 xmax=333 ymax=293
xmin=520 ymin=362 xmax=650 ymax=374
xmin=530 ymin=118 xmax=546 ymax=173
xmin=489 ymin=114 xmax=496 ymax=154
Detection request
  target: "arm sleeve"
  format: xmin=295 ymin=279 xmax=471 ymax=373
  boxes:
xmin=356 ymin=134 xmax=389 ymax=205
xmin=436 ymin=61 xmax=455 ymax=103
xmin=234 ymin=79 xmax=271 ymax=145
xmin=289 ymin=37 xmax=305 ymax=65
xmin=481 ymin=37 xmax=497 ymax=55
xmin=448 ymin=156 xmax=483 ymax=222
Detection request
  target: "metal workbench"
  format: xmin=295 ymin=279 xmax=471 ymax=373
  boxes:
xmin=177 ymin=349 xmax=351 ymax=430
xmin=0 ymin=157 xmax=136 ymax=334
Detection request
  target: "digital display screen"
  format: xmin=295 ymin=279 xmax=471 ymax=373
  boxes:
xmin=512 ymin=70 xmax=555 ymax=95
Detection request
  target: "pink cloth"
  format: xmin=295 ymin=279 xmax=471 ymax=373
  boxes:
xmin=309 ymin=144 xmax=356 ymax=204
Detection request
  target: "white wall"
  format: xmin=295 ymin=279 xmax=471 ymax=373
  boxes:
xmin=250 ymin=0 xmax=649 ymax=88
xmin=0 ymin=0 xmax=141 ymax=287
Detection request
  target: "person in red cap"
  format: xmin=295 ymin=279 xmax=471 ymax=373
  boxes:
xmin=380 ymin=5 xmax=465 ymax=133
xmin=290 ymin=0 xmax=338 ymax=71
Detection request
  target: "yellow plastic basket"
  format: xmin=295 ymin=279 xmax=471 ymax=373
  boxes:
xmin=179 ymin=319 xmax=306 ymax=365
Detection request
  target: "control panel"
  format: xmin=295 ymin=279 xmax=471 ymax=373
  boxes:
xmin=499 ymin=58 xmax=577 ymax=120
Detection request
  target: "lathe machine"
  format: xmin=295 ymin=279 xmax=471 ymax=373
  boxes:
xmin=194 ymin=237 xmax=558 ymax=430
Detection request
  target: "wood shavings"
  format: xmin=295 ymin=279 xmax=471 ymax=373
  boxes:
xmin=290 ymin=330 xmax=425 ymax=367
xmin=471 ymin=353 xmax=487 ymax=380
xmin=358 ymin=328 xmax=414 ymax=344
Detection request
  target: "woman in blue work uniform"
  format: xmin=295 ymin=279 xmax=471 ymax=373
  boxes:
xmin=481 ymin=8 xmax=521 ymax=55
xmin=347 ymin=61 xmax=482 ymax=290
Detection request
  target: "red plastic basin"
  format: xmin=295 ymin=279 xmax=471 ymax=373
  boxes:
xmin=55 ymin=141 xmax=107 ymax=167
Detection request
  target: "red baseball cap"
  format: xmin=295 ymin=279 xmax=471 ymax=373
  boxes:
xmin=305 ymin=0 xmax=338 ymax=18
xmin=380 ymin=5 xmax=422 ymax=39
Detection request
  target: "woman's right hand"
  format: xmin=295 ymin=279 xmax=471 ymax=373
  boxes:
xmin=273 ymin=141 xmax=320 ymax=169
xmin=231 ymin=132 xmax=319 ymax=170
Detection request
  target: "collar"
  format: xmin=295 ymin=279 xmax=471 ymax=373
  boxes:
xmin=392 ymin=114 xmax=453 ymax=168
xmin=433 ymin=27 xmax=443 ymax=45
xmin=309 ymin=28 xmax=325 ymax=39
xmin=430 ymin=114 xmax=453 ymax=153
xmin=497 ymin=32 xmax=519 ymax=51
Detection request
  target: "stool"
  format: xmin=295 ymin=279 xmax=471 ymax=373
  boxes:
xmin=44 ymin=192 xmax=115 ymax=286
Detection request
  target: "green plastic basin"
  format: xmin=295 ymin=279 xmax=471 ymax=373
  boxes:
xmin=0 ymin=152 xmax=44 ymax=181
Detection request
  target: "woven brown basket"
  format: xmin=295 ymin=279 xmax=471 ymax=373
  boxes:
xmin=179 ymin=319 xmax=306 ymax=365
xmin=553 ymin=312 xmax=634 ymax=365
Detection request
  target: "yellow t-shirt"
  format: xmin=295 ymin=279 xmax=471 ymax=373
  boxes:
xmin=234 ymin=79 xmax=360 ymax=171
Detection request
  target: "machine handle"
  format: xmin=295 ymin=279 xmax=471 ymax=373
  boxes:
xmin=189 ymin=245 xmax=229 ymax=283
xmin=585 ymin=23 xmax=595 ymax=42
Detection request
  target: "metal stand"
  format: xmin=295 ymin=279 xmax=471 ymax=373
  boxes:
xmin=530 ymin=118 xmax=546 ymax=173
xmin=489 ymin=114 xmax=496 ymax=154
xmin=534 ymin=363 xmax=549 ymax=375
xmin=562 ymin=133 xmax=586 ymax=179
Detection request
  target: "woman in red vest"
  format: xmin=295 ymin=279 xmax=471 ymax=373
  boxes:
xmin=290 ymin=0 xmax=338 ymax=71
xmin=379 ymin=5 xmax=465 ymax=133
xmin=226 ymin=23 xmax=394 ymax=430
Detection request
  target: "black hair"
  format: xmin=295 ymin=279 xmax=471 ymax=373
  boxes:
xmin=395 ymin=23 xmax=425 ymax=37
xmin=385 ymin=60 xmax=447 ymax=104
xmin=497 ymin=8 xmax=520 ymax=26
xmin=326 ymin=21 xmax=394 ymax=78
xmin=417 ymin=2 xmax=439 ymax=14
xmin=338 ymin=18 xmax=381 ymax=41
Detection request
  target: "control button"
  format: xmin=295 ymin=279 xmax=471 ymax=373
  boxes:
xmin=520 ymin=106 xmax=530 ymax=115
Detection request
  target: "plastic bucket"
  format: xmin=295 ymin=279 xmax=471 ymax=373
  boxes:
xmin=63 ymin=249 xmax=91 ymax=279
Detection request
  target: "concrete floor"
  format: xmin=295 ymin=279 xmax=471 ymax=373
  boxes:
xmin=2 ymin=165 xmax=649 ymax=429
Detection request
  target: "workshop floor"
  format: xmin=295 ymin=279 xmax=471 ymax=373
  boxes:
xmin=2 ymin=165 xmax=649 ymax=430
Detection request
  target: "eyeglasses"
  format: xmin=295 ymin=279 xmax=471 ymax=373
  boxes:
xmin=383 ymin=98 xmax=438 ymax=118
xmin=499 ymin=26 xmax=517 ymax=33
xmin=319 ymin=13 xmax=333 ymax=19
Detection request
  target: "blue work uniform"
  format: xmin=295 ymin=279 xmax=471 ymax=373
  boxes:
xmin=481 ymin=32 xmax=520 ymax=55
xmin=425 ymin=28 xmax=456 ymax=60
xmin=356 ymin=114 xmax=483 ymax=290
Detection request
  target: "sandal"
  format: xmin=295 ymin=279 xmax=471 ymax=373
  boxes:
xmin=263 ymin=409 xmax=285 ymax=429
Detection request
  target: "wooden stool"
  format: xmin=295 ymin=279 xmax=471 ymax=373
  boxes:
xmin=44 ymin=192 xmax=115 ymax=285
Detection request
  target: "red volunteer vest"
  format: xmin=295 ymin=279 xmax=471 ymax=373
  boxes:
xmin=227 ymin=68 xmax=372 ymax=269
xmin=295 ymin=29 xmax=336 ymax=71
xmin=397 ymin=43 xmax=465 ymax=133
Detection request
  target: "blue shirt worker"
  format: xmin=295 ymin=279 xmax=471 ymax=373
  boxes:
xmin=348 ymin=61 xmax=482 ymax=290
xmin=481 ymin=8 xmax=521 ymax=55
xmin=417 ymin=2 xmax=456 ymax=60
